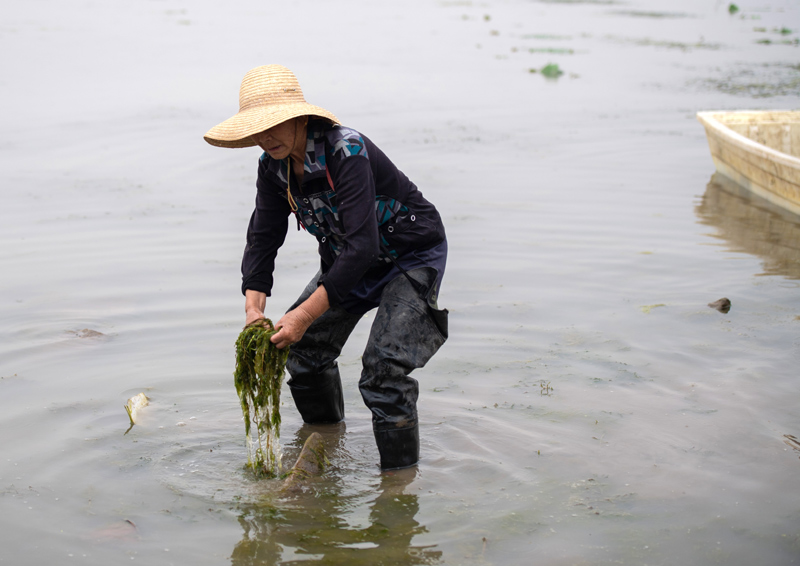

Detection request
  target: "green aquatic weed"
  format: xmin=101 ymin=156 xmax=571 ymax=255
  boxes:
xmin=234 ymin=319 xmax=289 ymax=478
xmin=529 ymin=47 xmax=574 ymax=54
xmin=529 ymin=63 xmax=565 ymax=78
xmin=541 ymin=63 xmax=564 ymax=78
xmin=728 ymin=3 xmax=739 ymax=15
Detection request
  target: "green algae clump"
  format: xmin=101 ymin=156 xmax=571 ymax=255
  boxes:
xmin=234 ymin=318 xmax=289 ymax=478
xmin=541 ymin=63 xmax=565 ymax=78
xmin=529 ymin=63 xmax=565 ymax=78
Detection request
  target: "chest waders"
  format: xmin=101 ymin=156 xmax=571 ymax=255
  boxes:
xmin=283 ymin=158 xmax=448 ymax=469
xmin=284 ymin=267 xmax=447 ymax=469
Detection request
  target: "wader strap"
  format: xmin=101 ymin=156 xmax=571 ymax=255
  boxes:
xmin=287 ymin=157 xmax=305 ymax=232
xmin=379 ymin=243 xmax=430 ymax=301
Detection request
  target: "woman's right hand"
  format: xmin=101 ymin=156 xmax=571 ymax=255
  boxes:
xmin=245 ymin=309 xmax=265 ymax=327
xmin=244 ymin=289 xmax=267 ymax=327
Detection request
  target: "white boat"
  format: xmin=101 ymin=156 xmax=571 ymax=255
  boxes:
xmin=697 ymin=110 xmax=800 ymax=216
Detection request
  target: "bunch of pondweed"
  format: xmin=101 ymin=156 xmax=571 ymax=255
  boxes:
xmin=234 ymin=318 xmax=289 ymax=477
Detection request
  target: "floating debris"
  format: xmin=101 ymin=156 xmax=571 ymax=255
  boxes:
xmin=708 ymin=298 xmax=731 ymax=313
xmin=234 ymin=318 xmax=289 ymax=478
xmin=639 ymin=304 xmax=666 ymax=314
xmin=728 ymin=3 xmax=739 ymax=15
xmin=68 ymin=328 xmax=105 ymax=339
xmin=78 ymin=329 xmax=104 ymax=338
xmin=124 ymin=393 xmax=149 ymax=426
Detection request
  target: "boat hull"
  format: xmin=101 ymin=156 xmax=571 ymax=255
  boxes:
xmin=697 ymin=111 xmax=800 ymax=216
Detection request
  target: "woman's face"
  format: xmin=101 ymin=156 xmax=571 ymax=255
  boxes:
xmin=251 ymin=118 xmax=306 ymax=160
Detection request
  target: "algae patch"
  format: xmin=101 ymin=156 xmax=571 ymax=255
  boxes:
xmin=521 ymin=34 xmax=573 ymax=40
xmin=529 ymin=47 xmax=574 ymax=54
xmin=605 ymin=35 xmax=721 ymax=51
xmin=535 ymin=0 xmax=620 ymax=4
xmin=610 ymin=10 xmax=694 ymax=19
xmin=530 ymin=63 xmax=565 ymax=78
xmin=698 ymin=63 xmax=800 ymax=98
xmin=234 ymin=318 xmax=289 ymax=478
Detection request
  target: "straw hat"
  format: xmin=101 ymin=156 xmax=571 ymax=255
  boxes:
xmin=204 ymin=65 xmax=339 ymax=149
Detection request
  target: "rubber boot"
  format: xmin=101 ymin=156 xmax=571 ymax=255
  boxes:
xmin=374 ymin=425 xmax=420 ymax=470
xmin=286 ymin=364 xmax=345 ymax=424
xmin=285 ymin=272 xmax=361 ymax=424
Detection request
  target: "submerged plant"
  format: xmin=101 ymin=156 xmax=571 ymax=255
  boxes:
xmin=234 ymin=318 xmax=289 ymax=478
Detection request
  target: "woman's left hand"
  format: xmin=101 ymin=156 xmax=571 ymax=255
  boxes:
xmin=271 ymin=307 xmax=315 ymax=349
xmin=271 ymin=285 xmax=330 ymax=349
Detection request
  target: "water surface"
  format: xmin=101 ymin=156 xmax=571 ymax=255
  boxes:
xmin=1 ymin=0 xmax=799 ymax=564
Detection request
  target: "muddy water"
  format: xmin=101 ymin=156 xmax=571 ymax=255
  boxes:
xmin=1 ymin=0 xmax=799 ymax=564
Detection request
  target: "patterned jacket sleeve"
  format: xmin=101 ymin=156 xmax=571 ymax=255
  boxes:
xmin=241 ymin=162 xmax=291 ymax=296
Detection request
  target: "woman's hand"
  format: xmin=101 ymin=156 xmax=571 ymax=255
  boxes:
xmin=271 ymin=306 xmax=316 ymax=349
xmin=271 ymin=285 xmax=330 ymax=349
xmin=244 ymin=289 xmax=267 ymax=326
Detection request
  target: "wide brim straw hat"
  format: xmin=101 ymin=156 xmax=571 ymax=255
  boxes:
xmin=204 ymin=65 xmax=339 ymax=149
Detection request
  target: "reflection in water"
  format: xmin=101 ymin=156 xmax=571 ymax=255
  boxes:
xmin=230 ymin=426 xmax=441 ymax=566
xmin=696 ymin=173 xmax=800 ymax=279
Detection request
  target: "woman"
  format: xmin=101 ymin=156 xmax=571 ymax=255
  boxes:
xmin=204 ymin=65 xmax=448 ymax=470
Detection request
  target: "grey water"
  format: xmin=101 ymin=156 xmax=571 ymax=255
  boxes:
xmin=1 ymin=0 xmax=799 ymax=564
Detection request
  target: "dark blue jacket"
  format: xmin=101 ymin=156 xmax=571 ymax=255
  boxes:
xmin=242 ymin=120 xmax=446 ymax=311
